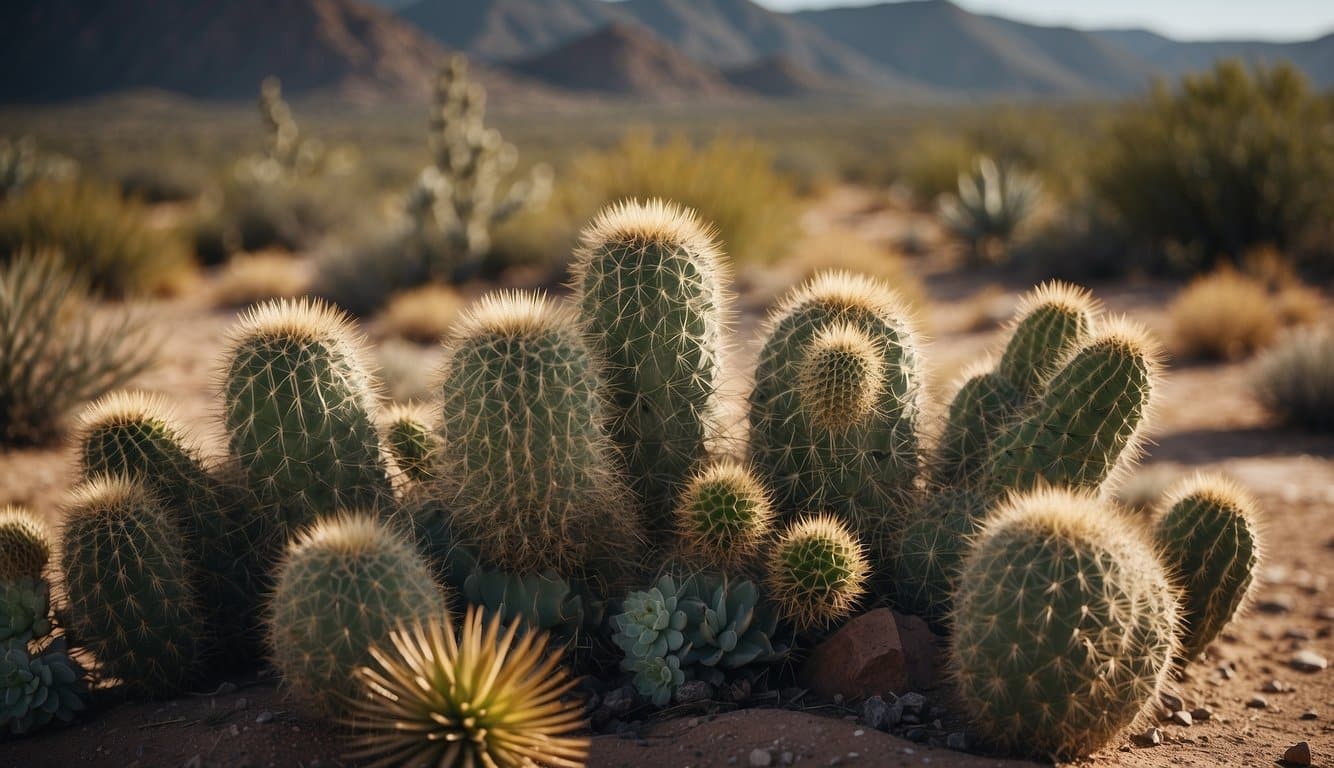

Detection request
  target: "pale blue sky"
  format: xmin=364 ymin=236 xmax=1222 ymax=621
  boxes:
xmin=755 ymin=0 xmax=1334 ymax=41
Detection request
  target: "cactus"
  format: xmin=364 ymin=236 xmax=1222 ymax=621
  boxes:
xmin=221 ymin=299 xmax=393 ymax=536
xmin=798 ymin=322 xmax=887 ymax=432
xmin=766 ymin=515 xmax=869 ymax=633
xmin=382 ymin=403 xmax=439 ymax=485
xmin=0 ymin=577 xmax=51 ymax=646
xmin=0 ymin=637 xmax=86 ymax=736
xmin=572 ymin=199 xmax=727 ymax=532
xmin=59 ymin=475 xmax=203 ymax=696
xmin=950 ymin=488 xmax=1178 ymax=759
xmin=1153 ymin=474 xmax=1262 ymax=663
xmin=460 ymin=565 xmax=600 ymax=647
xmin=0 ymin=505 xmax=51 ymax=582
xmin=682 ymin=575 xmax=784 ymax=685
xmin=345 ymin=606 xmax=589 ymax=768
xmin=888 ymin=488 xmax=987 ymax=626
xmin=676 ymin=459 xmax=774 ymax=569
xmin=268 ymin=513 xmax=444 ymax=714
xmin=409 ymin=55 xmax=552 ymax=282
xmin=985 ymin=319 xmax=1159 ymax=496
xmin=435 ymin=291 xmax=639 ymax=576
xmin=748 ymin=271 xmax=923 ymax=545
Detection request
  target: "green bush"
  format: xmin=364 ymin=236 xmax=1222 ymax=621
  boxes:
xmin=569 ymin=131 xmax=800 ymax=264
xmin=1094 ymin=60 xmax=1334 ymax=272
xmin=0 ymin=183 xmax=193 ymax=298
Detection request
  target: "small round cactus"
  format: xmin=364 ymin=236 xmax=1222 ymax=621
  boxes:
xmin=1153 ymin=473 xmax=1262 ymax=663
xmin=797 ymin=323 xmax=886 ymax=431
xmin=950 ymin=488 xmax=1178 ymax=759
xmin=766 ymin=514 xmax=869 ymax=632
xmin=268 ymin=513 xmax=445 ymax=714
xmin=59 ymin=475 xmax=204 ymax=696
xmin=381 ymin=403 xmax=439 ymax=485
xmin=675 ymin=459 xmax=774 ymax=568
xmin=0 ymin=505 xmax=51 ymax=582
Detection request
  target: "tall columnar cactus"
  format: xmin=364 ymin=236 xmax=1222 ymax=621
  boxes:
xmin=436 ymin=292 xmax=640 ymax=576
xmin=675 ymin=459 xmax=774 ymax=569
xmin=382 ymin=403 xmax=439 ymax=485
xmin=985 ymin=319 xmax=1159 ymax=496
xmin=934 ymin=282 xmax=1098 ymax=485
xmin=221 ymin=299 xmax=393 ymax=536
xmin=748 ymin=271 xmax=923 ymax=544
xmin=59 ymin=475 xmax=203 ymax=696
xmin=0 ymin=505 xmax=51 ymax=582
xmin=572 ymin=199 xmax=727 ymax=533
xmin=268 ymin=513 xmax=444 ymax=714
xmin=77 ymin=391 xmax=267 ymax=658
xmin=766 ymin=515 xmax=869 ymax=633
xmin=1153 ymin=474 xmax=1262 ymax=663
xmin=950 ymin=488 xmax=1178 ymax=759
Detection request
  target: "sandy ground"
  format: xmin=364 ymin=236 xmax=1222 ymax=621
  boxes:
xmin=2 ymin=187 xmax=1331 ymax=767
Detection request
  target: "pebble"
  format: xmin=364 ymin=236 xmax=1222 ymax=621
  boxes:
xmin=1191 ymin=707 xmax=1212 ymax=722
xmin=780 ymin=751 xmax=793 ymax=765
xmin=1284 ymin=628 xmax=1313 ymax=641
xmin=946 ymin=732 xmax=967 ymax=750
xmin=1247 ymin=696 xmax=1269 ymax=709
xmin=603 ymin=686 xmax=635 ymax=716
xmin=860 ymin=695 xmax=900 ymax=731
xmin=853 ymin=729 xmax=864 ymax=737
xmin=1160 ymin=692 xmax=1184 ymax=712
xmin=1290 ymin=650 xmax=1328 ymax=672
xmin=898 ymin=692 xmax=926 ymax=713
xmin=1281 ymin=742 xmax=1312 ymax=766
xmin=1258 ymin=595 xmax=1295 ymax=614
xmin=1301 ymin=710 xmax=1319 ymax=720
xmin=1317 ymin=606 xmax=1334 ymax=622
xmin=905 ymin=727 xmax=927 ymax=743
xmin=229 ymin=724 xmax=240 ymax=737
xmin=674 ymin=680 xmax=713 ymax=705
xmin=255 ymin=711 xmax=274 ymax=724
xmin=1263 ymin=679 xmax=1293 ymax=693
xmin=749 ymin=748 xmax=772 ymax=767
xmin=1170 ymin=711 xmax=1193 ymax=726
xmin=1132 ymin=727 xmax=1162 ymax=747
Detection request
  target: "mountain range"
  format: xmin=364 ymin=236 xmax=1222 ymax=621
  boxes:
xmin=2 ymin=0 xmax=1330 ymax=105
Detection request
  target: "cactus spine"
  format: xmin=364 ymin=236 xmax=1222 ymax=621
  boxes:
xmin=0 ymin=505 xmax=50 ymax=582
xmin=950 ymin=488 xmax=1178 ymax=759
xmin=766 ymin=514 xmax=869 ymax=633
xmin=675 ymin=459 xmax=774 ymax=568
xmin=1153 ymin=474 xmax=1261 ymax=663
xmin=572 ymin=199 xmax=727 ymax=533
xmin=436 ymin=292 xmax=640 ymax=576
xmin=221 ymin=299 xmax=393 ymax=536
xmin=268 ymin=513 xmax=444 ymax=714
xmin=749 ymin=271 xmax=922 ymax=544
xmin=59 ymin=475 xmax=203 ymax=696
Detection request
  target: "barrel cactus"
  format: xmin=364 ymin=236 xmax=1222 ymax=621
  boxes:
xmin=435 ymin=291 xmax=639 ymax=576
xmin=1153 ymin=473 xmax=1262 ymax=663
xmin=268 ymin=513 xmax=444 ymax=714
xmin=59 ymin=475 xmax=204 ymax=696
xmin=0 ymin=505 xmax=50 ymax=582
xmin=950 ymin=488 xmax=1178 ymax=759
xmin=766 ymin=514 xmax=869 ymax=633
xmin=675 ymin=459 xmax=774 ymax=569
xmin=572 ymin=199 xmax=726 ymax=534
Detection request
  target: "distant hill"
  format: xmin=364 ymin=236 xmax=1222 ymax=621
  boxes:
xmin=722 ymin=56 xmax=848 ymax=98
xmin=0 ymin=0 xmax=553 ymax=104
xmin=509 ymin=22 xmax=741 ymax=101
xmin=1093 ymin=31 xmax=1334 ymax=88
xmin=403 ymin=0 xmax=627 ymax=63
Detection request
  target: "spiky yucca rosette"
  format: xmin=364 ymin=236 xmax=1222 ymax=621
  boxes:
xmin=345 ymin=606 xmax=589 ymax=768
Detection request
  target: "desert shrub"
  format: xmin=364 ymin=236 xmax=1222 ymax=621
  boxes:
xmin=1 ymin=136 xmax=77 ymax=201
xmin=116 ymin=164 xmax=204 ymax=204
xmin=0 ymin=251 xmax=155 ymax=446
xmin=373 ymin=284 xmax=465 ymax=345
xmin=211 ymin=252 xmax=312 ymax=308
xmin=1010 ymin=195 xmax=1174 ymax=281
xmin=569 ymin=131 xmax=799 ymax=264
xmin=1094 ymin=60 xmax=1334 ymax=272
xmin=1252 ymin=326 xmax=1334 ymax=432
xmin=311 ymin=228 xmax=428 ymax=317
xmin=219 ymin=179 xmax=336 ymax=254
xmin=784 ymin=229 xmax=925 ymax=310
xmin=898 ymin=133 xmax=974 ymax=207
xmin=0 ymin=182 xmax=193 ymax=298
xmin=1170 ymin=268 xmax=1279 ymax=361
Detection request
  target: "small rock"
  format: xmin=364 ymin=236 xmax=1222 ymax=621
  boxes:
xmin=1317 ymin=606 xmax=1334 ymax=622
xmin=1132 ymin=727 xmax=1162 ymax=747
xmin=1170 ymin=711 xmax=1193 ymax=726
xmin=228 ymin=724 xmax=239 ymax=737
xmin=674 ymin=680 xmax=713 ymax=705
xmin=1258 ymin=595 xmax=1295 ymax=614
xmin=898 ymin=692 xmax=926 ymax=713
xmin=853 ymin=729 xmax=864 ymax=737
xmin=1160 ymin=692 xmax=1184 ymax=713
xmin=905 ymin=727 xmax=927 ymax=743
xmin=726 ymin=679 xmax=752 ymax=703
xmin=1263 ymin=679 xmax=1293 ymax=693
xmin=780 ymin=751 xmax=793 ymax=765
xmin=891 ymin=611 xmax=943 ymax=690
xmin=1191 ymin=707 xmax=1212 ymax=722
xmin=1284 ymin=628 xmax=1313 ymax=641
xmin=1281 ymin=742 xmax=1312 ymax=766
xmin=860 ymin=696 xmax=895 ymax=731
xmin=749 ymin=748 xmax=773 ymax=767
xmin=213 ymin=682 xmax=238 ymax=696
xmin=603 ymin=686 xmax=635 ymax=716
xmin=1247 ymin=696 xmax=1268 ymax=709
xmin=1290 ymin=650 xmax=1328 ymax=672
xmin=1218 ymin=665 xmax=1236 ymax=680
xmin=800 ymin=609 xmax=911 ymax=699
xmin=1300 ymin=710 xmax=1318 ymax=720
xmin=946 ymin=732 xmax=967 ymax=750
xmin=254 ymin=711 xmax=274 ymax=725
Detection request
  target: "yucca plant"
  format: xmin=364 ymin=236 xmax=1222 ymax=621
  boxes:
xmin=0 ymin=251 xmax=154 ymax=446
xmin=345 ymin=606 xmax=589 ymax=768
xmin=939 ymin=155 xmax=1042 ymax=265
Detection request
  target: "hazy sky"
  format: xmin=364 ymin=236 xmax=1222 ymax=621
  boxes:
xmin=754 ymin=0 xmax=1334 ymax=41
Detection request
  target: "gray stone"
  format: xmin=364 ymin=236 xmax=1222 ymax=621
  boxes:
xmin=1191 ymin=707 xmax=1212 ymax=721
xmin=860 ymin=696 xmax=900 ymax=731
xmin=1290 ymin=650 xmax=1328 ymax=672
xmin=946 ymin=732 xmax=967 ymax=750
xmin=749 ymin=748 xmax=773 ymax=767
xmin=674 ymin=680 xmax=714 ymax=705
xmin=1247 ymin=696 xmax=1269 ymax=709
xmin=1132 ymin=727 xmax=1162 ymax=747
xmin=1170 ymin=710 xmax=1193 ymax=726
xmin=898 ymin=692 xmax=926 ymax=713
xmin=603 ymin=686 xmax=635 ymax=715
xmin=254 ymin=711 xmax=274 ymax=725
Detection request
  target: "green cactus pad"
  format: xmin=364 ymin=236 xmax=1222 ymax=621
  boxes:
xmin=382 ymin=403 xmax=439 ymax=485
xmin=950 ymin=488 xmax=1178 ymax=759
xmin=675 ymin=459 xmax=774 ymax=569
xmin=59 ymin=475 xmax=204 ymax=696
xmin=766 ymin=514 xmax=869 ymax=633
xmin=1153 ymin=474 xmax=1262 ymax=663
xmin=221 ymin=299 xmax=393 ymax=535
xmin=0 ymin=505 xmax=51 ymax=582
xmin=436 ymin=291 xmax=640 ymax=576
xmin=268 ymin=513 xmax=445 ymax=715
xmin=572 ymin=199 xmax=727 ymax=533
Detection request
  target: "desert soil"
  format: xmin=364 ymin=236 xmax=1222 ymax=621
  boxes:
xmin=2 ymin=187 xmax=1330 ymax=767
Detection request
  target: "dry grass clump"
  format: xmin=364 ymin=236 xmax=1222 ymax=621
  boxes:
xmin=211 ymin=252 xmax=312 ymax=308
xmin=1170 ymin=269 xmax=1280 ymax=361
xmin=782 ymin=229 xmax=925 ymax=311
xmin=0 ymin=182 xmax=193 ymax=298
xmin=373 ymin=284 xmax=466 ymax=345
xmin=1252 ymin=326 xmax=1334 ymax=433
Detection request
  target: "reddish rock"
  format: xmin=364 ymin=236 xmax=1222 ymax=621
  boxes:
xmin=801 ymin=608 xmax=942 ymax=699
